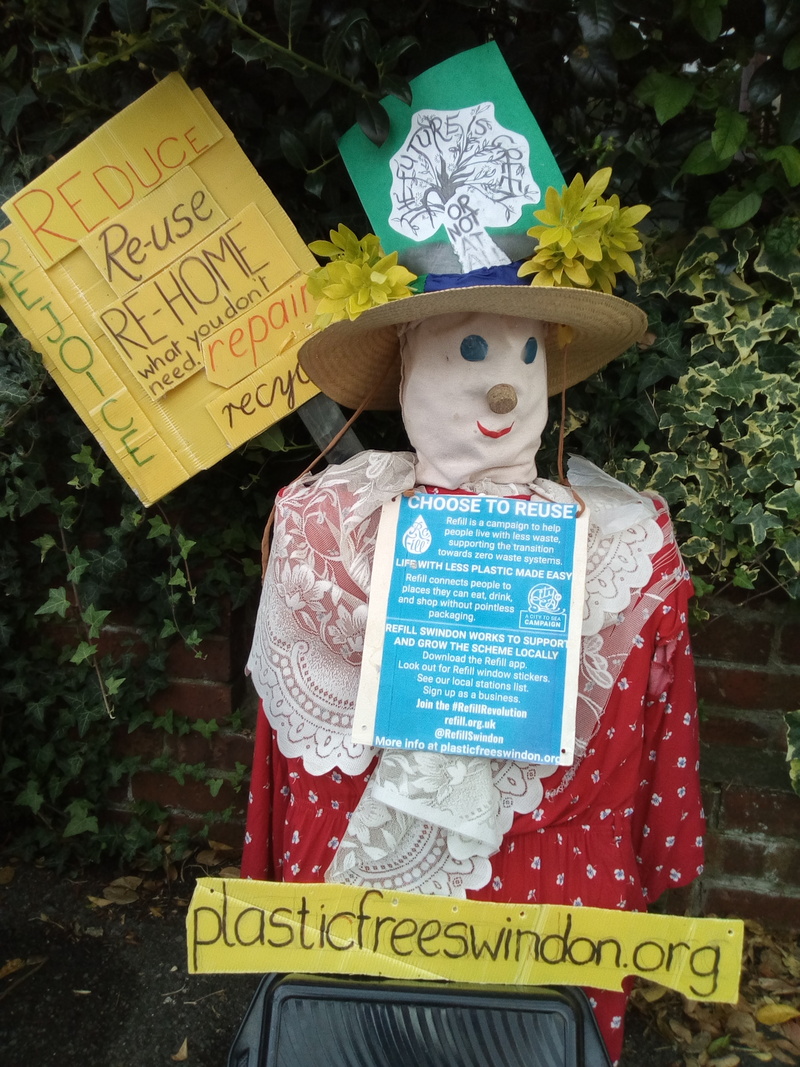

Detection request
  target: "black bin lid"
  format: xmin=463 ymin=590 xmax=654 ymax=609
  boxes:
xmin=228 ymin=974 xmax=611 ymax=1067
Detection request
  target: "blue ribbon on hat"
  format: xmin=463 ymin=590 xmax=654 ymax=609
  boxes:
xmin=422 ymin=262 xmax=527 ymax=292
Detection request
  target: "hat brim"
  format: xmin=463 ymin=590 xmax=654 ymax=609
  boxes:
xmin=298 ymin=285 xmax=647 ymax=410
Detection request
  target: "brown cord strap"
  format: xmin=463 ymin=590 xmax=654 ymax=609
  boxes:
xmin=260 ymin=369 xmax=389 ymax=577
xmin=556 ymin=335 xmax=586 ymax=519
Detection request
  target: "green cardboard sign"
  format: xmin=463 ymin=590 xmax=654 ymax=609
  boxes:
xmin=339 ymin=43 xmax=564 ymax=274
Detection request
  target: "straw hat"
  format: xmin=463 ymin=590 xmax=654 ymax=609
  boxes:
xmin=298 ymin=281 xmax=647 ymax=411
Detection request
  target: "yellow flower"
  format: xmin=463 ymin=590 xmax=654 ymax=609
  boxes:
xmin=306 ymin=225 xmax=417 ymax=327
xmin=518 ymin=168 xmax=650 ymax=294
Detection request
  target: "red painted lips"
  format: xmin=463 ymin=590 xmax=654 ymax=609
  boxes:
xmin=477 ymin=421 xmax=514 ymax=438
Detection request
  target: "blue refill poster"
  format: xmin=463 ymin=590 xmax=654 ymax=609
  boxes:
xmin=353 ymin=492 xmax=589 ymax=766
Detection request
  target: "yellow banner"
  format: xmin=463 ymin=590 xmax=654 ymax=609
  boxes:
xmin=187 ymin=880 xmax=743 ymax=1003
xmin=0 ymin=74 xmax=318 ymax=505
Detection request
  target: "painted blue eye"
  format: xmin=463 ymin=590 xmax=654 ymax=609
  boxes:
xmin=523 ymin=337 xmax=538 ymax=364
xmin=460 ymin=335 xmax=488 ymax=361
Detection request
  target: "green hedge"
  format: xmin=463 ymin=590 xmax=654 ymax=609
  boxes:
xmin=2 ymin=0 xmax=798 ymax=866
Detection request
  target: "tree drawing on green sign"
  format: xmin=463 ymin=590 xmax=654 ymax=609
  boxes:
xmin=389 ymin=103 xmax=538 ymax=271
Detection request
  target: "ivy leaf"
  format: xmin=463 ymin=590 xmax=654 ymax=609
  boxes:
xmin=731 ymin=504 xmax=783 ymax=545
xmin=70 ymin=641 xmax=98 ymax=665
xmin=732 ymin=565 xmax=756 ymax=590
xmin=69 ymin=444 xmax=103 ymax=487
xmin=274 ymin=0 xmax=312 ymax=42
xmin=66 ymin=546 xmax=90 ymax=583
xmin=674 ymin=228 xmax=727 ymax=276
xmin=769 ymin=485 xmax=800 ymax=519
xmin=27 ymin=695 xmax=51 ymax=729
xmin=716 ymin=361 xmax=773 ymax=404
xmin=754 ymin=241 xmax=800 ymax=283
xmin=32 ymin=534 xmax=57 ymax=561
xmin=712 ymin=108 xmax=748 ymax=160
xmin=176 ymin=534 xmax=196 ymax=560
xmin=81 ymin=604 xmax=111 ymax=639
xmin=192 ymin=718 xmax=220 ymax=740
xmin=767 ymin=452 xmax=799 ymax=486
xmin=16 ymin=478 xmax=53 ymax=516
xmin=35 ymin=587 xmax=71 ymax=618
xmin=761 ymin=304 xmax=797 ymax=332
xmin=15 ymin=779 xmax=44 ymax=814
xmin=109 ymin=0 xmax=147 ymax=33
xmin=127 ymin=710 xmax=153 ymax=733
xmin=105 ymin=675 xmax=126 ymax=697
xmin=636 ymin=72 xmax=694 ymax=124
xmin=63 ymin=799 xmax=99 ymax=837
xmin=690 ymin=292 xmax=733 ymax=333
xmin=356 ymin=98 xmax=390 ymax=147
xmin=0 ymin=84 xmax=36 ymax=135
xmin=709 ymin=188 xmax=762 ymax=228
xmin=147 ymin=515 xmax=172 ymax=539
xmin=82 ymin=545 xmax=126 ymax=593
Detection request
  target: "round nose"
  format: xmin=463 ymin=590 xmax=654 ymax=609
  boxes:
xmin=486 ymin=383 xmax=518 ymax=414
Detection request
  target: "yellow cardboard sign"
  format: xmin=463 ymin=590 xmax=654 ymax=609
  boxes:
xmin=79 ymin=168 xmax=226 ymax=296
xmin=0 ymin=74 xmax=318 ymax=505
xmin=4 ymin=76 xmax=222 ymax=267
xmin=187 ymin=879 xmax=744 ymax=1004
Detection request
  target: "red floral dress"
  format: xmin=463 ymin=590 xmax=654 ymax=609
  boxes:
xmin=242 ymin=458 xmax=705 ymax=1065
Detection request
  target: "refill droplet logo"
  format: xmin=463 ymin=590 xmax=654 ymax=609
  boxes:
xmin=403 ymin=516 xmax=433 ymax=555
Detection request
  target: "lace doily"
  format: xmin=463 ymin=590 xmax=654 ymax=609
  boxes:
xmin=247 ymin=450 xmax=682 ymax=897
xmin=247 ymin=452 xmax=413 ymax=775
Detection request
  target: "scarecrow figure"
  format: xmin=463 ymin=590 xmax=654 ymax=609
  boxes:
xmin=241 ymin=50 xmax=705 ymax=1065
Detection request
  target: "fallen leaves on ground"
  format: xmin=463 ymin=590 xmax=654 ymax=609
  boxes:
xmin=630 ymin=922 xmax=800 ymax=1066
xmin=0 ymin=956 xmax=48 ymax=1000
xmin=80 ymin=840 xmax=242 ymax=913
xmin=0 ymin=958 xmax=27 ymax=980
xmin=103 ymin=875 xmax=143 ymax=904
xmin=756 ymin=1004 xmax=800 ymax=1026
xmin=171 ymin=1037 xmax=189 ymax=1061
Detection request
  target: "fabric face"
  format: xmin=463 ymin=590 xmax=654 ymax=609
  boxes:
xmin=398 ymin=312 xmax=549 ymax=488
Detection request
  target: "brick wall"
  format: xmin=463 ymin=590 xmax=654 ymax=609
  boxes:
xmin=664 ymin=595 xmax=800 ymax=927
xmin=107 ymin=599 xmax=255 ymax=848
xmin=110 ymin=592 xmax=800 ymax=924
